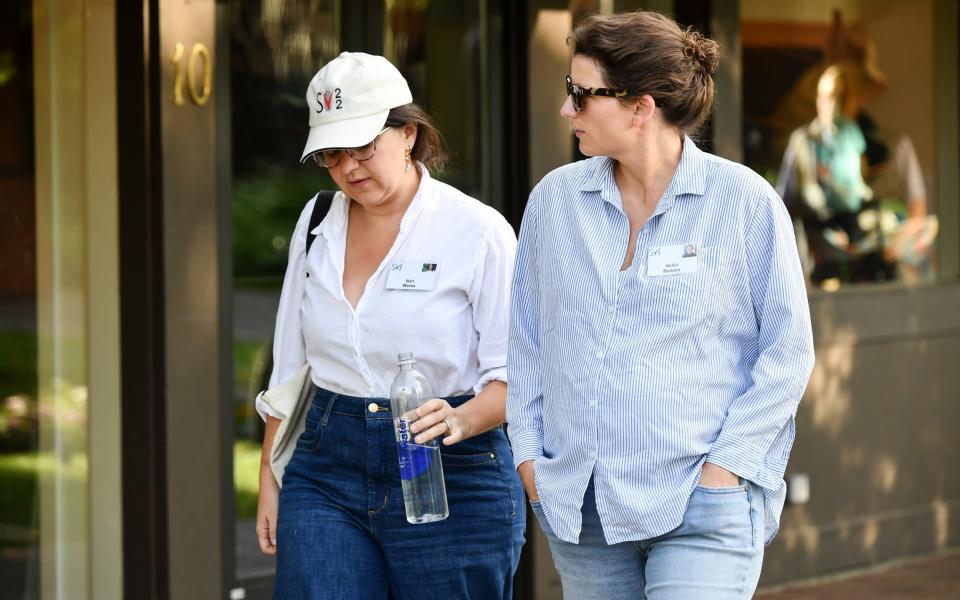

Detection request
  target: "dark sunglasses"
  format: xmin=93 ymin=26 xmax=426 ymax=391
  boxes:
xmin=565 ymin=74 xmax=629 ymax=112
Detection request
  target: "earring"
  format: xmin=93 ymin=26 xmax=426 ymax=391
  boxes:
xmin=404 ymin=147 xmax=412 ymax=172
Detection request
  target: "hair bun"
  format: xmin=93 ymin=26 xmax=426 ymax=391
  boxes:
xmin=682 ymin=28 xmax=720 ymax=76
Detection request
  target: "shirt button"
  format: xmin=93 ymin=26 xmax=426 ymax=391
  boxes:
xmin=367 ymin=403 xmax=379 ymax=413
xmin=594 ymin=351 xmax=603 ymax=359
xmin=607 ymin=305 xmax=615 ymax=314
xmin=588 ymin=450 xmax=597 ymax=460
xmin=588 ymin=400 xmax=597 ymax=407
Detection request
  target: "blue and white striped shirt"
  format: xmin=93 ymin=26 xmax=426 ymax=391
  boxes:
xmin=507 ymin=136 xmax=815 ymax=545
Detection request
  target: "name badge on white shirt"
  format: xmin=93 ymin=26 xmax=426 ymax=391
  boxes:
xmin=646 ymin=243 xmax=698 ymax=277
xmin=385 ymin=261 xmax=439 ymax=291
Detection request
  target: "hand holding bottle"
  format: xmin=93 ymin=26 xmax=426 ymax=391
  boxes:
xmin=409 ymin=399 xmax=468 ymax=445
xmin=390 ymin=352 xmax=449 ymax=524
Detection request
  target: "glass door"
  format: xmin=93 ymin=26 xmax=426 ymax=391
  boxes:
xmin=0 ymin=4 xmax=42 ymax=593
xmin=226 ymin=1 xmax=341 ymax=595
xmin=1 ymin=1 xmax=122 ymax=598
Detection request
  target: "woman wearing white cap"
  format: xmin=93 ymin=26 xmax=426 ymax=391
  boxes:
xmin=254 ymin=52 xmax=525 ymax=599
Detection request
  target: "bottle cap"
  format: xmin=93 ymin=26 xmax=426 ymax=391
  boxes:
xmin=397 ymin=352 xmax=416 ymax=365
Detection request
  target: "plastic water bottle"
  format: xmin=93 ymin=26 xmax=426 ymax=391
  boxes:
xmin=390 ymin=352 xmax=449 ymax=524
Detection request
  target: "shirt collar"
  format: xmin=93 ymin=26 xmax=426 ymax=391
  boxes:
xmin=400 ymin=165 xmax=439 ymax=232
xmin=669 ymin=135 xmax=707 ymax=199
xmin=313 ymin=163 xmax=437 ymax=237
xmin=579 ymin=134 xmax=708 ymax=209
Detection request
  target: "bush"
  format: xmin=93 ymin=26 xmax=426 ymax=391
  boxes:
xmin=232 ymin=169 xmax=335 ymax=287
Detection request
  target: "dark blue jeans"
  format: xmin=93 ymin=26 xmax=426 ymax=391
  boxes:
xmin=275 ymin=387 xmax=525 ymax=599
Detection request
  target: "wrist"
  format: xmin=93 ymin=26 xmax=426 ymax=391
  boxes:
xmin=259 ymin=471 xmax=278 ymax=491
xmin=701 ymin=462 xmax=739 ymax=485
xmin=517 ymin=459 xmax=534 ymax=474
xmin=451 ymin=406 xmax=474 ymax=439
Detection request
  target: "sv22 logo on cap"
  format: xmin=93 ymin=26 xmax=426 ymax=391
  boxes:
xmin=316 ymin=88 xmax=343 ymax=113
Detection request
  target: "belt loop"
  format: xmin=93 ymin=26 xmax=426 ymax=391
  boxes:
xmin=320 ymin=393 xmax=338 ymax=427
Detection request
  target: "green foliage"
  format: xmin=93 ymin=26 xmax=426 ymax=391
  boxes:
xmin=0 ymin=452 xmax=87 ymax=535
xmin=0 ymin=333 xmax=37 ymax=400
xmin=233 ymin=339 xmax=266 ymax=392
xmin=232 ymin=169 xmax=335 ymax=287
xmin=0 ymin=442 xmax=263 ymax=531
xmin=0 ymin=333 xmax=38 ymax=452
xmin=0 ymin=453 xmax=37 ymax=533
xmin=0 ymin=50 xmax=17 ymax=87
xmin=233 ymin=340 xmax=270 ymax=439
xmin=233 ymin=440 xmax=263 ymax=519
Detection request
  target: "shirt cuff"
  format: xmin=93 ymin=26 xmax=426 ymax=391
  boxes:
xmin=706 ymin=430 xmax=787 ymax=491
xmin=473 ymin=367 xmax=507 ymax=394
xmin=255 ymin=390 xmax=284 ymax=422
xmin=508 ymin=429 xmax=543 ymax=470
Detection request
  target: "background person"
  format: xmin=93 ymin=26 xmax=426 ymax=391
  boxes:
xmin=778 ymin=63 xmax=888 ymax=284
xmin=508 ymin=12 xmax=814 ymax=599
xmin=836 ymin=54 xmax=939 ymax=283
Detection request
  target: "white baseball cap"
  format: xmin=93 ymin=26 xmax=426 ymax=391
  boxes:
xmin=300 ymin=52 xmax=413 ymax=163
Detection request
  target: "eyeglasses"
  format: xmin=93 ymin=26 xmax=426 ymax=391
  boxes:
xmin=311 ymin=127 xmax=392 ymax=168
xmin=565 ymin=75 xmax=630 ymax=112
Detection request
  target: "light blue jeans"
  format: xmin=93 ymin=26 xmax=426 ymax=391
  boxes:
xmin=531 ymin=478 xmax=765 ymax=599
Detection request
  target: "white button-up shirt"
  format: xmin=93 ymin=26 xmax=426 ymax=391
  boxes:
xmin=257 ymin=169 xmax=516 ymax=420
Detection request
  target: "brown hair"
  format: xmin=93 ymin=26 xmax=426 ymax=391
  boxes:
xmin=570 ymin=11 xmax=720 ymax=134
xmin=385 ymin=103 xmax=448 ymax=174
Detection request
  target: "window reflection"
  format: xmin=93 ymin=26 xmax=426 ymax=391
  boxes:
xmin=1 ymin=2 xmax=40 ymax=595
xmin=742 ymin=1 xmax=939 ymax=289
xmin=229 ymin=0 xmax=340 ymax=582
xmin=384 ymin=0 xmax=486 ymax=199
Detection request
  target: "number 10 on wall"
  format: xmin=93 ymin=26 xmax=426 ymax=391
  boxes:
xmin=171 ymin=42 xmax=213 ymax=107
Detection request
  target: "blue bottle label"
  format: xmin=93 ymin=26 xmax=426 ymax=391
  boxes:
xmin=396 ymin=417 xmax=433 ymax=480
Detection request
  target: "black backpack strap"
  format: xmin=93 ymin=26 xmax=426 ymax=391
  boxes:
xmin=305 ymin=190 xmax=336 ymax=256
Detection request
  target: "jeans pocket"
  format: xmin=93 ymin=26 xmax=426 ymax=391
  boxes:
xmin=442 ymin=433 xmax=520 ymax=520
xmin=440 ymin=450 xmax=498 ymax=468
xmin=528 ymin=500 xmax=556 ymax=541
xmin=295 ymin=418 xmax=322 ymax=452
xmin=685 ymin=482 xmax=755 ymax=550
xmin=295 ymin=398 xmax=334 ymax=452
xmin=695 ymin=483 xmax=749 ymax=494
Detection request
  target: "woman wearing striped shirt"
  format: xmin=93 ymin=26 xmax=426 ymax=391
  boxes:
xmin=507 ymin=12 xmax=814 ymax=599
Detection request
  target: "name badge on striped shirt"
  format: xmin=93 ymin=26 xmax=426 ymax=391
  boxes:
xmin=647 ymin=243 xmax=698 ymax=277
xmin=385 ymin=261 xmax=439 ymax=291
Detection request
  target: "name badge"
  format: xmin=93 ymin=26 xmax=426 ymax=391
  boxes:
xmin=386 ymin=261 xmax=439 ymax=291
xmin=646 ymin=243 xmax=698 ymax=277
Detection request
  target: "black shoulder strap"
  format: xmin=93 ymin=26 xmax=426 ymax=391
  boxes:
xmin=305 ymin=190 xmax=336 ymax=256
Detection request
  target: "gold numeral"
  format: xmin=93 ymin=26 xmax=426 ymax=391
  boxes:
xmin=187 ymin=43 xmax=213 ymax=106
xmin=171 ymin=42 xmax=186 ymax=106
xmin=171 ymin=42 xmax=213 ymax=107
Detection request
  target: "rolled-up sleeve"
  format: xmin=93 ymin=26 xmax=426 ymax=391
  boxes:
xmin=467 ymin=210 xmax=517 ymax=394
xmin=705 ymin=187 xmax=815 ymax=490
xmin=506 ymin=195 xmax=545 ymax=468
xmin=254 ymin=198 xmax=315 ymax=421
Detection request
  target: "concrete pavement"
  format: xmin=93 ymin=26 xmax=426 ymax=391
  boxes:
xmin=756 ymin=547 xmax=960 ymax=599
